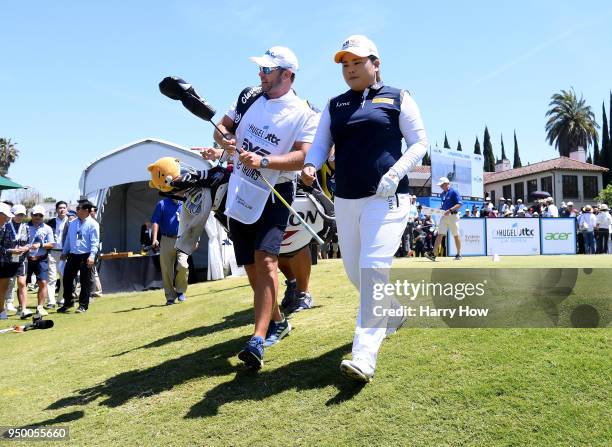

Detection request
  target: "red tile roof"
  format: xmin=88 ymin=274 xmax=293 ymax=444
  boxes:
xmin=483 ymin=157 xmax=607 ymax=184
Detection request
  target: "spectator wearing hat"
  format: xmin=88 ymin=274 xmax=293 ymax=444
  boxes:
xmin=578 ymin=205 xmax=597 ymax=254
xmin=499 ymin=198 xmax=509 ymax=215
xmin=545 ymin=197 xmax=559 ymax=217
xmin=27 ymin=205 xmax=55 ymax=316
xmin=595 ymin=204 xmax=611 ymax=254
xmin=0 ymin=204 xmax=16 ymax=320
xmin=58 ymin=201 xmax=100 ymax=313
xmin=516 ymin=199 xmax=526 ymax=214
xmin=6 ymin=205 xmax=32 ymax=318
xmin=46 ymin=200 xmax=69 ymax=308
xmin=425 ymin=177 xmax=462 ymax=261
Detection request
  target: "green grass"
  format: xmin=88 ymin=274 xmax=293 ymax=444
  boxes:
xmin=1 ymin=256 xmax=611 ymax=446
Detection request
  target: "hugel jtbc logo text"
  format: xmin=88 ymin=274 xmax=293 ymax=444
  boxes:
xmin=247 ymin=124 xmax=281 ymax=145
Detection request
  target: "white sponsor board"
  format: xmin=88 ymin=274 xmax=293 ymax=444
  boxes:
xmin=540 ymin=218 xmax=576 ymax=255
xmin=448 ymin=218 xmax=486 ymax=256
xmin=431 ymin=147 xmax=484 ymax=198
xmin=486 ymin=218 xmax=540 ymax=255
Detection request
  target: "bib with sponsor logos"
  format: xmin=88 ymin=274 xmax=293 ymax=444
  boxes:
xmin=225 ymin=90 xmax=315 ymax=224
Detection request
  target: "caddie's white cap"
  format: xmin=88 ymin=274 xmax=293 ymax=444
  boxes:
xmin=0 ymin=203 xmax=14 ymax=218
xmin=436 ymin=176 xmax=450 ymax=186
xmin=334 ymin=35 xmax=379 ymax=63
xmin=517 ymin=199 xmax=523 ymax=203
xmin=30 ymin=205 xmax=46 ymax=216
xmin=11 ymin=204 xmax=26 ymax=216
xmin=250 ymin=46 xmax=299 ymax=71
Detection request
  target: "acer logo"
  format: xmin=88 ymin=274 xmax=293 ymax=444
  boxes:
xmin=545 ymin=232 xmax=572 ymax=240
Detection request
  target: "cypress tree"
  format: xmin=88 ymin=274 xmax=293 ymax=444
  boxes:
xmin=474 ymin=136 xmax=481 ymax=155
xmin=457 ymin=140 xmax=462 ymax=151
xmin=602 ymin=102 xmax=610 ymax=182
xmin=422 ymin=150 xmax=431 ymax=166
xmin=513 ymin=130 xmax=522 ymax=168
xmin=500 ymin=134 xmax=507 ymax=160
xmin=443 ymin=133 xmax=451 ymax=149
xmin=593 ymin=138 xmax=600 ymax=166
xmin=586 ymin=151 xmax=593 ymax=164
xmin=483 ymin=126 xmax=495 ymax=172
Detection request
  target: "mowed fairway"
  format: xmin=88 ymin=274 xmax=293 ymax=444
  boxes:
xmin=1 ymin=256 xmax=610 ymax=446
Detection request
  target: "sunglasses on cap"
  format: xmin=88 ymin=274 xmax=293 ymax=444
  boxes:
xmin=259 ymin=66 xmax=283 ymax=75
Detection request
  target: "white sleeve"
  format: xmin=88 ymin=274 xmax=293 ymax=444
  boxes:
xmin=296 ymin=109 xmax=321 ymax=144
xmin=225 ymin=101 xmax=238 ymax=122
xmin=303 ymin=103 xmax=333 ymax=169
xmin=392 ymin=92 xmax=429 ymax=178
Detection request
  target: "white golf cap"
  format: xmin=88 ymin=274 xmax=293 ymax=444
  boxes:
xmin=0 ymin=203 xmax=14 ymax=218
xmin=334 ymin=35 xmax=379 ymax=63
xmin=11 ymin=204 xmax=26 ymax=215
xmin=517 ymin=199 xmax=523 ymax=203
xmin=500 ymin=197 xmax=506 ymax=201
xmin=485 ymin=196 xmax=491 ymax=201
xmin=567 ymin=202 xmax=573 ymax=206
xmin=250 ymin=46 xmax=299 ymax=71
xmin=30 ymin=205 xmax=46 ymax=215
xmin=436 ymin=176 xmax=450 ymax=186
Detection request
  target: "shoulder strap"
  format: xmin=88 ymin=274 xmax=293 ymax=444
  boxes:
xmin=228 ymin=86 xmax=264 ymax=134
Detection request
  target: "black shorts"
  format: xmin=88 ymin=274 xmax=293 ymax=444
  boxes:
xmin=0 ymin=262 xmax=19 ymax=278
xmin=229 ymin=181 xmax=293 ymax=266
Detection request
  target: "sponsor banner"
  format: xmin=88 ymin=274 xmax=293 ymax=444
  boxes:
xmin=448 ymin=218 xmax=486 ymax=256
xmin=360 ymin=268 xmax=611 ymax=328
xmin=486 ymin=218 xmax=540 ymax=255
xmin=540 ymin=218 xmax=576 ymax=255
xmin=431 ymin=147 xmax=484 ymax=198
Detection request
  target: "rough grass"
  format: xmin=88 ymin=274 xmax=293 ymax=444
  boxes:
xmin=1 ymin=256 xmax=610 ymax=446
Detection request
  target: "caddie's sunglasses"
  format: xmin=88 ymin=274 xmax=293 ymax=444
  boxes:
xmin=259 ymin=66 xmax=282 ymax=75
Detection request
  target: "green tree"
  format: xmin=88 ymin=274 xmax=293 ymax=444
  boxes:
xmin=545 ymin=88 xmax=599 ymax=157
xmin=483 ymin=126 xmax=495 ymax=172
xmin=593 ymin=138 xmax=601 ymax=166
xmin=0 ymin=138 xmax=19 ymax=177
xmin=513 ymin=130 xmax=522 ymax=168
xmin=474 ymin=136 xmax=481 ymax=155
xmin=595 ymin=183 xmax=612 ymax=205
xmin=586 ymin=151 xmax=592 ymax=164
xmin=422 ymin=150 xmax=431 ymax=166
xmin=500 ymin=134 xmax=507 ymax=160
xmin=457 ymin=140 xmax=462 ymax=151
xmin=443 ymin=133 xmax=451 ymax=149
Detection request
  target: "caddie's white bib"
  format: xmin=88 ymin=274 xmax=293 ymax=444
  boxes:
xmin=225 ymin=89 xmax=317 ymax=224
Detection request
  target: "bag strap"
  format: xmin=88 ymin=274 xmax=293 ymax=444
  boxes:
xmin=228 ymin=86 xmax=264 ymax=134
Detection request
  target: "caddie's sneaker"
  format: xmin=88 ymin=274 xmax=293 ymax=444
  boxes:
xmin=5 ymin=303 xmax=17 ymax=313
xmin=177 ymin=293 xmax=186 ymax=302
xmin=424 ymin=251 xmax=436 ymax=262
xmin=238 ymin=336 xmax=264 ymax=370
xmin=294 ymin=292 xmax=313 ymax=312
xmin=454 ymin=255 xmax=463 ymax=261
xmin=56 ymin=305 xmax=72 ymax=313
xmin=280 ymin=279 xmax=297 ymax=310
xmin=264 ymin=318 xmax=292 ymax=347
xmin=340 ymin=359 xmax=374 ymax=383
xmin=44 ymin=303 xmax=56 ymax=310
xmin=165 ymin=298 xmax=176 ymax=305
xmin=0 ymin=311 xmax=7 ymax=320
xmin=36 ymin=306 xmax=48 ymax=316
xmin=75 ymin=306 xmax=87 ymax=313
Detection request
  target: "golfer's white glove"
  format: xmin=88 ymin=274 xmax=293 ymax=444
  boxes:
xmin=376 ymin=168 xmax=400 ymax=197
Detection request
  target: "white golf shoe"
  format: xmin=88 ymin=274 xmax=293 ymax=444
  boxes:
xmin=36 ymin=306 xmax=48 ymax=316
xmin=340 ymin=359 xmax=374 ymax=383
xmin=5 ymin=303 xmax=17 ymax=313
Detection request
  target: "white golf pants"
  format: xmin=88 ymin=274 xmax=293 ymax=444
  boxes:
xmin=334 ymin=193 xmax=410 ymax=371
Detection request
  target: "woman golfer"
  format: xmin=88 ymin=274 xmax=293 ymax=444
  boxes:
xmin=301 ymin=35 xmax=428 ymax=382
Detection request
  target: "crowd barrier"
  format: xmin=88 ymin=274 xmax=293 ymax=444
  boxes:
xmin=447 ymin=217 xmax=577 ymax=256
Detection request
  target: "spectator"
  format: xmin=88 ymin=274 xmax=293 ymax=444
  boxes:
xmin=46 ymin=200 xmax=69 ymax=308
xmin=0 ymin=204 xmax=16 ymax=320
xmin=545 ymin=197 xmax=559 ymax=217
xmin=58 ymin=201 xmax=100 ymax=313
xmin=140 ymin=220 xmax=153 ymax=247
xmin=27 ymin=205 xmax=55 ymax=316
xmin=150 ymin=197 xmax=185 ymax=305
xmin=578 ymin=205 xmax=597 ymax=255
xmin=89 ymin=205 xmax=102 ymax=298
xmin=8 ymin=205 xmax=32 ymax=318
xmin=516 ymin=199 xmax=526 ymax=214
xmin=595 ymin=204 xmax=611 ymax=254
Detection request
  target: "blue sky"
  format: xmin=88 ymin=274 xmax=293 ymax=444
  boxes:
xmin=2 ymin=1 xmax=611 ymax=202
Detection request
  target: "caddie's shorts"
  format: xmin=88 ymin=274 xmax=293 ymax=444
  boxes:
xmin=229 ymin=181 xmax=294 ymax=266
xmin=27 ymin=256 xmax=49 ymax=281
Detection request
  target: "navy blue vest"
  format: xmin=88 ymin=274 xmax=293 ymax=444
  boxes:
xmin=329 ymin=84 xmax=408 ymax=199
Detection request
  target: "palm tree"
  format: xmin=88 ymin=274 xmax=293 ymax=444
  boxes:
xmin=0 ymin=138 xmax=19 ymax=176
xmin=545 ymin=88 xmax=599 ymax=157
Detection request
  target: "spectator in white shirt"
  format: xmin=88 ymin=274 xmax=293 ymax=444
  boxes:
xmin=595 ymin=204 xmax=611 ymax=254
xmin=578 ymin=205 xmax=597 ymax=254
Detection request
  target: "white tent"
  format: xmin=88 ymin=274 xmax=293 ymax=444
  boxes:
xmin=79 ymin=137 xmax=212 ymax=271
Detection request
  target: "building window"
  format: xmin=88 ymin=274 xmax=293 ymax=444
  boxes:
xmin=490 ymin=190 xmax=495 ymax=204
xmin=514 ymin=182 xmax=524 ymax=203
xmin=540 ymin=176 xmax=553 ymax=195
xmin=502 ymin=185 xmax=512 ymax=201
xmin=527 ymin=179 xmax=538 ymax=198
xmin=583 ymin=176 xmax=598 ymax=199
xmin=562 ymin=175 xmax=578 ymax=198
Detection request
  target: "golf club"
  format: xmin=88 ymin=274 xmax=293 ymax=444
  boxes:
xmin=159 ymin=76 xmax=325 ymax=245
